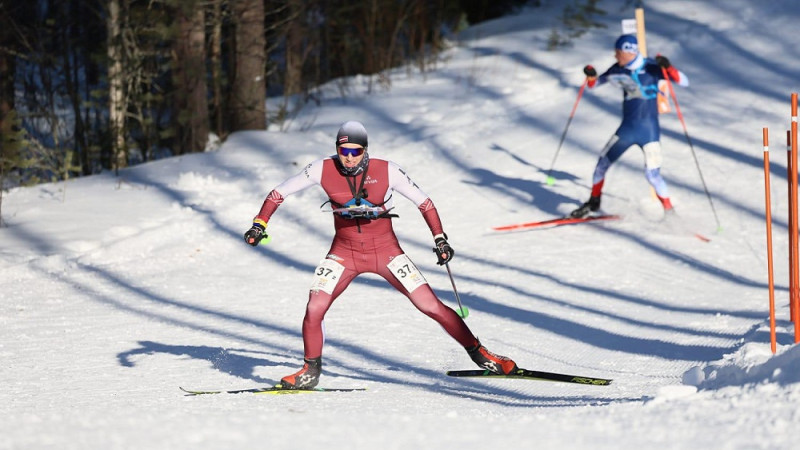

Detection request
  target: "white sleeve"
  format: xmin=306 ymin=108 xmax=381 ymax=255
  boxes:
xmin=387 ymin=161 xmax=430 ymax=207
xmin=675 ymin=69 xmax=689 ymax=87
xmin=273 ymin=158 xmax=324 ymax=196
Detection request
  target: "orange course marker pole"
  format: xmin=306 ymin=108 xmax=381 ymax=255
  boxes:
xmin=789 ymin=130 xmax=796 ymax=327
xmin=792 ymin=93 xmax=800 ymax=343
xmin=763 ymin=128 xmax=777 ymax=354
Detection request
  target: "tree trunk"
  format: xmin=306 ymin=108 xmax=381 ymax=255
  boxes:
xmin=285 ymin=0 xmax=304 ymax=98
xmin=0 ymin=31 xmax=14 ymax=157
xmin=0 ymin=44 xmax=13 ymax=226
xmin=107 ymin=0 xmax=127 ymax=172
xmin=61 ymin=1 xmax=86 ymax=177
xmin=230 ymin=0 xmax=266 ymax=131
xmin=173 ymin=0 xmax=209 ymax=154
xmin=209 ymin=0 xmax=225 ymax=138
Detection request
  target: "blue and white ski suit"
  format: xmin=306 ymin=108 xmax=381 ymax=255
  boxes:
xmin=589 ymin=53 xmax=688 ymax=202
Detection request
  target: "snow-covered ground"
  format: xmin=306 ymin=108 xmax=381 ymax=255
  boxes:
xmin=3 ymin=1 xmax=800 ymax=448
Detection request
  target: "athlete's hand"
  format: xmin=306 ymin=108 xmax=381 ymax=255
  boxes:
xmin=655 ymin=54 xmax=680 ymax=81
xmin=655 ymin=55 xmax=671 ymax=68
xmin=583 ymin=65 xmax=597 ymax=78
xmin=433 ymin=235 xmax=454 ymax=265
xmin=244 ymin=221 xmax=267 ymax=246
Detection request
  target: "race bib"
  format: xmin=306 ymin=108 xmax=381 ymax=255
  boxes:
xmin=310 ymin=258 xmax=346 ymax=295
xmin=387 ymin=254 xmax=428 ymax=293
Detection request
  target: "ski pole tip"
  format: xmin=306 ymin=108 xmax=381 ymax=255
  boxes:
xmin=546 ymin=176 xmax=555 ymax=186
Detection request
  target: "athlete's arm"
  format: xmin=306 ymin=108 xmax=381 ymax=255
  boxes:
xmin=669 ymin=68 xmax=689 ymax=87
xmin=588 ymin=65 xmax=614 ymax=88
xmin=388 ymin=161 xmax=445 ymax=237
xmin=254 ymin=158 xmax=325 ymax=224
xmin=653 ymin=56 xmax=689 ymax=87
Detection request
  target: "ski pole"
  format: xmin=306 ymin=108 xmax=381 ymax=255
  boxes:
xmin=546 ymin=79 xmax=587 ymax=186
xmin=661 ymin=66 xmax=722 ymax=232
xmin=444 ymin=262 xmax=469 ymax=319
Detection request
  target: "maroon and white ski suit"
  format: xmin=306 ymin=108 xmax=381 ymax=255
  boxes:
xmin=254 ymin=156 xmax=478 ymax=359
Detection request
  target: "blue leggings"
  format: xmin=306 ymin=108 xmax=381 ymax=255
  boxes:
xmin=592 ymin=135 xmax=669 ymax=198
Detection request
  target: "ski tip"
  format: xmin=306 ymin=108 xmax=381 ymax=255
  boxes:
xmin=694 ymin=233 xmax=711 ymax=242
xmin=179 ymin=387 xmax=208 ymax=395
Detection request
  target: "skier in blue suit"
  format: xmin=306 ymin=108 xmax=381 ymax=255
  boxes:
xmin=570 ymin=34 xmax=689 ymax=218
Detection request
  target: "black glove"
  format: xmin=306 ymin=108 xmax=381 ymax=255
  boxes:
xmin=244 ymin=222 xmax=267 ymax=246
xmin=432 ymin=235 xmax=454 ymax=265
xmin=655 ymin=55 xmax=671 ymax=68
xmin=583 ymin=65 xmax=597 ymax=77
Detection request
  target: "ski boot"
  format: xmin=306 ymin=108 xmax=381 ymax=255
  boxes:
xmin=467 ymin=341 xmax=518 ymax=375
xmin=569 ymin=196 xmax=601 ymax=219
xmin=280 ymin=357 xmax=322 ymax=389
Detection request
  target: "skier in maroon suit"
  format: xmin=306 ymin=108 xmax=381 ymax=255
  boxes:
xmin=245 ymin=121 xmax=517 ymax=389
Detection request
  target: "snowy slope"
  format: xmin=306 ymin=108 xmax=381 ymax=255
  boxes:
xmin=3 ymin=1 xmax=800 ymax=449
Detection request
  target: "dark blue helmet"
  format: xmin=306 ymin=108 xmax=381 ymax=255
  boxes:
xmin=615 ymin=35 xmax=638 ymax=54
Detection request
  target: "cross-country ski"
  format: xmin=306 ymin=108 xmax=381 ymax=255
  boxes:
xmin=180 ymin=386 xmax=366 ymax=396
xmin=446 ymin=368 xmax=612 ymax=386
xmin=492 ymin=214 xmax=621 ymax=232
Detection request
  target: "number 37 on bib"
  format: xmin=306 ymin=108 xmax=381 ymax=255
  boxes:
xmin=387 ymin=254 xmax=428 ymax=293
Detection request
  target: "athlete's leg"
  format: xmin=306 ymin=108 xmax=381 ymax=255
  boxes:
xmin=381 ymin=263 xmax=518 ymax=373
xmin=571 ymin=135 xmax=634 ymax=217
xmin=376 ymin=251 xmax=477 ymax=348
xmin=387 ymin=273 xmax=477 ymax=347
xmin=281 ymin=252 xmax=359 ymax=389
xmin=379 ymin=244 xmax=521 ymax=373
xmin=642 ymin=141 xmax=673 ymax=210
xmin=302 ymin=241 xmax=361 ymax=359
xmin=591 ymin=135 xmax=634 ymax=196
xmin=302 ymin=266 xmax=357 ymax=358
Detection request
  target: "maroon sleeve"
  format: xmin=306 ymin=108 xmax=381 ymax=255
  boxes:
xmin=254 ymin=190 xmax=284 ymax=224
xmin=418 ymin=198 xmax=445 ymax=237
